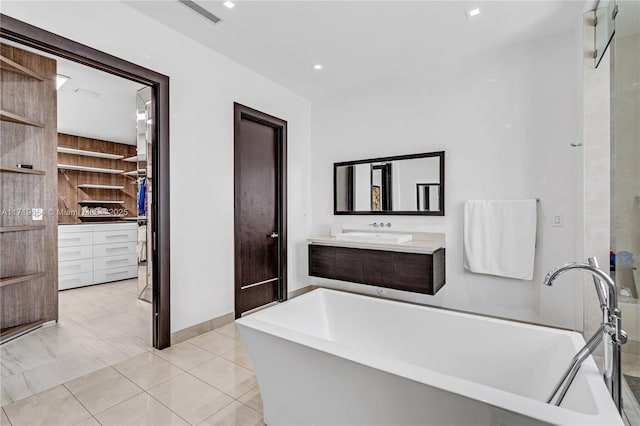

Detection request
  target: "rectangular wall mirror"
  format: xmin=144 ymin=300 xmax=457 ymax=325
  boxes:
xmin=334 ymin=151 xmax=445 ymax=216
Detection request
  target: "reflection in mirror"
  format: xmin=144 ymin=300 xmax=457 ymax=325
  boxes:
xmin=334 ymin=152 xmax=444 ymax=216
xmin=417 ymin=183 xmax=441 ymax=212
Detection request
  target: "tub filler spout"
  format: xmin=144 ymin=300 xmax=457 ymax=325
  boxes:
xmin=543 ymin=257 xmax=627 ymax=413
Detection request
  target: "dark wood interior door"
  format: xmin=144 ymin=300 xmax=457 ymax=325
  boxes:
xmin=234 ymin=103 xmax=287 ymax=317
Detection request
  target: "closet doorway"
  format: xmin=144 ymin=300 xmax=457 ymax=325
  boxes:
xmin=0 ymin=14 xmax=170 ymax=349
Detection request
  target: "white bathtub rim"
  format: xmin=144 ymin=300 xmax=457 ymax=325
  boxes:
xmin=236 ymin=288 xmax=622 ymax=426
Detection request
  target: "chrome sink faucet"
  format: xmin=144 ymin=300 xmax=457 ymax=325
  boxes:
xmin=543 ymin=257 xmax=627 ymax=412
xmin=368 ymin=222 xmax=391 ymax=228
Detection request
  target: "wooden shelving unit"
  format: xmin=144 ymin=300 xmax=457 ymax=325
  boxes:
xmin=58 ymin=133 xmax=137 ymax=224
xmin=1 ymin=43 xmax=58 ymax=342
xmin=123 ymin=170 xmax=144 ymax=177
xmin=1 ymin=320 xmax=47 ymax=342
xmin=78 ymin=184 xmax=124 ymax=190
xmin=0 ymin=54 xmax=45 ymax=80
xmin=123 ymin=155 xmax=138 ymax=163
xmin=0 ymin=272 xmax=46 ymax=288
xmin=0 ymin=225 xmax=46 ymax=233
xmin=58 ymin=164 xmax=123 ymax=174
xmin=57 ymin=147 xmax=124 ymax=160
xmin=0 ymin=109 xmax=44 ymax=127
xmin=0 ymin=166 xmax=46 ymax=175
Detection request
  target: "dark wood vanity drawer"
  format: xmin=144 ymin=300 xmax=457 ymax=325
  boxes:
xmin=334 ymin=247 xmax=364 ymax=283
xmin=308 ymin=245 xmax=445 ymax=295
xmin=362 ymin=250 xmax=394 ymax=286
xmin=308 ymin=245 xmax=335 ymax=278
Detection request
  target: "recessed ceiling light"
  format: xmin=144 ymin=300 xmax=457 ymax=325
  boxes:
xmin=56 ymin=75 xmax=69 ymax=90
xmin=467 ymin=8 xmax=480 ymax=18
xmin=313 ymin=64 xmax=323 ymax=71
xmin=223 ymin=0 xmax=235 ymax=9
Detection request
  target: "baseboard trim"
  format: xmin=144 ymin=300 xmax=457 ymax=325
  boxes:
xmin=171 ymin=312 xmax=235 ymax=345
xmin=288 ymin=285 xmax=318 ymax=299
xmin=171 ymin=287 xmax=317 ymax=345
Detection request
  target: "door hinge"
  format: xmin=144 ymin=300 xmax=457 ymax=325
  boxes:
xmin=153 ymin=231 xmax=157 ymax=251
xmin=594 ymin=15 xmax=598 ymax=27
xmin=593 ymin=49 xmax=598 ymax=59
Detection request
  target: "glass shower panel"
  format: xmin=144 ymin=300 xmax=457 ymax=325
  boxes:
xmin=612 ymin=0 xmax=640 ymax=419
xmin=595 ymin=0 xmax=617 ymax=67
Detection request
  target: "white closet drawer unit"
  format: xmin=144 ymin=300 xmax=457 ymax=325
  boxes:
xmin=94 ymin=265 xmax=137 ymax=284
xmin=93 ymin=241 xmax=136 ymax=258
xmin=93 ymin=222 xmax=136 ymax=232
xmin=58 ymin=223 xmax=138 ymax=290
xmin=58 ymin=258 xmax=93 ymax=277
xmin=59 ymin=272 xmax=94 ymax=291
xmin=58 ymin=245 xmax=93 ymax=262
xmin=58 ymin=232 xmax=93 ymax=248
xmin=94 ymin=253 xmax=137 ymax=271
xmin=59 ymin=224 xmax=94 ymax=234
xmin=93 ymin=229 xmax=136 ymax=245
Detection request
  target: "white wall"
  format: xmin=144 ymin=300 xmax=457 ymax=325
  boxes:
xmin=2 ymin=1 xmax=312 ymax=333
xmin=310 ymin=31 xmax=584 ymax=330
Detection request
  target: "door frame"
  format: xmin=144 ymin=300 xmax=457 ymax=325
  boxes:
xmin=0 ymin=14 xmax=172 ymax=349
xmin=233 ymin=103 xmax=287 ymax=318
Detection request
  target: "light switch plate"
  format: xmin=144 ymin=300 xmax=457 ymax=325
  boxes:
xmin=552 ymin=214 xmax=563 ymax=227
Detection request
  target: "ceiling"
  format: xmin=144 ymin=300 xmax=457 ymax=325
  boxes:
xmin=124 ymin=0 xmax=589 ymax=100
xmin=55 ymin=56 xmax=146 ymax=145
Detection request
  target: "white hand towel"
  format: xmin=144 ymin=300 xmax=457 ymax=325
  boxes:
xmin=463 ymin=199 xmax=537 ymax=280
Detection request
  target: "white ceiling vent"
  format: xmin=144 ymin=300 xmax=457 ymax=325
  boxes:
xmin=178 ymin=0 xmax=222 ymax=24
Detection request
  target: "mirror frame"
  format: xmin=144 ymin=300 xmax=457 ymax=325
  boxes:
xmin=333 ymin=151 xmax=445 ymax=216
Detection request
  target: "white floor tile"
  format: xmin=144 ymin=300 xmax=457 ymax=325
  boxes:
xmin=64 ymin=367 xmax=143 ymax=415
xmin=114 ymin=352 xmax=182 ymax=390
xmin=147 ymin=373 xmax=233 ymax=425
xmin=3 ymin=385 xmax=91 ymax=426
xmin=95 ymin=393 xmax=189 ymax=426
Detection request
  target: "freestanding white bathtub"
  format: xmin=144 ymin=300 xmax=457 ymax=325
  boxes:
xmin=236 ymin=288 xmax=622 ymax=426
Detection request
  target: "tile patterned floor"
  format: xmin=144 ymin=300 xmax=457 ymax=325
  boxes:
xmin=2 ymin=324 xmax=263 ymax=425
xmin=1 ymin=281 xmax=264 ymax=425
xmin=1 ymin=279 xmax=151 ymax=406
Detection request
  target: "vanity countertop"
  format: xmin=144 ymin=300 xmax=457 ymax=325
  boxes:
xmin=307 ymin=236 xmax=445 ymax=255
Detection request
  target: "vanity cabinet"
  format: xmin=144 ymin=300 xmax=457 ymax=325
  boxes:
xmin=309 ymin=245 xmax=445 ymax=295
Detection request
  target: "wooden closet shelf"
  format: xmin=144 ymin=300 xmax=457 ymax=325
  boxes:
xmin=78 ymin=200 xmax=125 ymax=204
xmin=57 ymin=147 xmax=124 ymax=160
xmin=1 ymin=319 xmax=47 ymax=342
xmin=0 ymin=55 xmax=46 ymax=81
xmin=0 ymin=110 xmax=44 ymax=127
xmin=0 ymin=225 xmax=46 ymax=233
xmin=123 ymin=156 xmax=138 ymax=163
xmin=0 ymin=272 xmax=46 ymax=288
xmin=0 ymin=166 xmax=45 ymax=175
xmin=78 ymin=184 xmax=124 ymax=190
xmin=58 ymin=164 xmax=123 ymax=174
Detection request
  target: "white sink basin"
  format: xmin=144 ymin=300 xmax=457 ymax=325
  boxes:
xmin=334 ymin=232 xmax=413 ymax=244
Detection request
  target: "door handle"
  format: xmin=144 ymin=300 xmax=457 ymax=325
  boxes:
xmin=268 ymin=232 xmax=279 ymax=238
